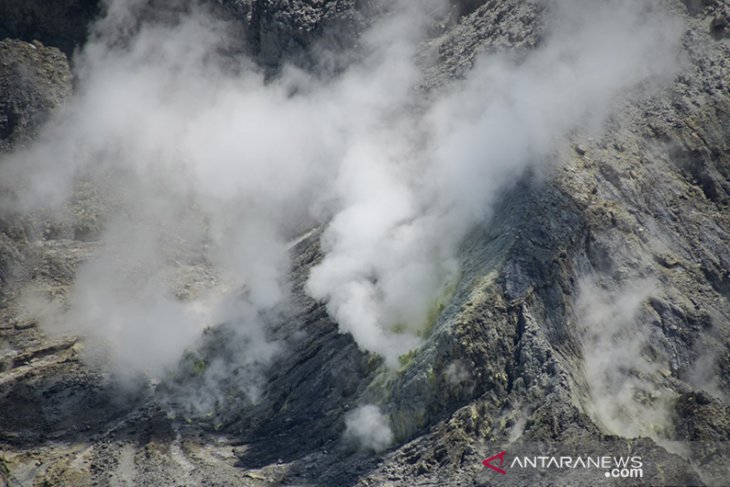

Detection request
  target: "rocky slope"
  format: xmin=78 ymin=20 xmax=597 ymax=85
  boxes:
xmin=0 ymin=0 xmax=100 ymax=57
xmin=0 ymin=39 xmax=71 ymax=152
xmin=1 ymin=0 xmax=729 ymax=486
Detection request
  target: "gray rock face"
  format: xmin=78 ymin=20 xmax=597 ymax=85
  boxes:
xmin=0 ymin=39 xmax=72 ymax=308
xmin=245 ymin=0 xmax=365 ymax=70
xmin=1 ymin=0 xmax=729 ymax=486
xmin=0 ymin=0 xmax=100 ymax=56
xmin=0 ymin=0 xmax=367 ymax=72
xmin=0 ymin=39 xmax=72 ymax=152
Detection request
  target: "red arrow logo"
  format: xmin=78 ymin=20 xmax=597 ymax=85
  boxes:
xmin=482 ymin=451 xmax=507 ymax=475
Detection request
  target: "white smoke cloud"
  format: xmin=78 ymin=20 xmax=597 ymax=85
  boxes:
xmin=445 ymin=360 xmax=473 ymax=386
xmin=0 ymin=0 xmax=683 ymax=389
xmin=309 ymin=0 xmax=683 ymax=366
xmin=575 ymin=277 xmax=675 ymax=439
xmin=344 ymin=404 xmax=394 ymax=452
xmin=687 ymin=337 xmax=728 ymax=402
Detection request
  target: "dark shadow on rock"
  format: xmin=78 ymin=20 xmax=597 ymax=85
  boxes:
xmin=0 ymin=360 xmax=152 ymax=448
xmin=0 ymin=0 xmax=101 ymax=57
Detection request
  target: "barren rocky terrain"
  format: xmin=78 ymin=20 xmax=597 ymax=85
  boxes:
xmin=1 ymin=0 xmax=729 ymax=486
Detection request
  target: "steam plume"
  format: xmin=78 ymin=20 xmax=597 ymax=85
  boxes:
xmin=0 ymin=0 xmax=683 ymax=385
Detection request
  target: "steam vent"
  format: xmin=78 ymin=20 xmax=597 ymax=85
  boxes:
xmin=1 ymin=0 xmax=729 ymax=485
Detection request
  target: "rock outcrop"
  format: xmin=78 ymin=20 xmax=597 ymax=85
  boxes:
xmin=0 ymin=39 xmax=72 ymax=152
xmin=0 ymin=0 xmax=100 ymax=57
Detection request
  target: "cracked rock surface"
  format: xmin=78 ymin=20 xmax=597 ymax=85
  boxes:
xmin=1 ymin=0 xmax=729 ymax=486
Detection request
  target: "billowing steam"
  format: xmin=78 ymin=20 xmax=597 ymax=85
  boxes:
xmin=575 ymin=277 xmax=674 ymax=439
xmin=344 ymin=404 xmax=394 ymax=452
xmin=0 ymin=0 xmax=682 ymax=388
